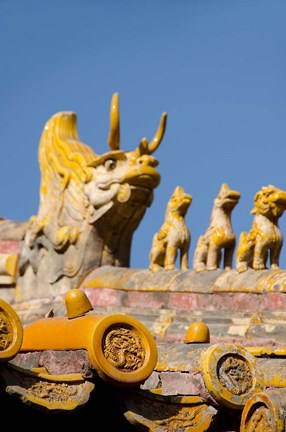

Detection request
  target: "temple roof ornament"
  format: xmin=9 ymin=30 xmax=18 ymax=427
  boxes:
xmin=236 ymin=184 xmax=286 ymax=273
xmin=149 ymin=186 xmax=192 ymax=272
xmin=0 ymin=93 xmax=167 ymax=297
xmin=193 ymin=183 xmax=240 ymax=272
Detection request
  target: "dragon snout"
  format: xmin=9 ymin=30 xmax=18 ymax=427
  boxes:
xmin=123 ymin=153 xmax=161 ymax=189
xmin=137 ymin=154 xmax=159 ymax=168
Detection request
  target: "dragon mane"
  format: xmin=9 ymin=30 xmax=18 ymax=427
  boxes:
xmin=37 ymin=112 xmax=98 ymax=225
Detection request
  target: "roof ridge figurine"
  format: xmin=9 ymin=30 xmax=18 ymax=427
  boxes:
xmin=236 ymin=184 xmax=286 ymax=272
xmin=149 ymin=185 xmax=192 ymax=272
xmin=193 ymin=183 xmax=240 ymax=272
xmin=0 ymin=93 xmax=167 ymax=296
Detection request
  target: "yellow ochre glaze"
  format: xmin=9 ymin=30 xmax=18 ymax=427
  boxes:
xmin=21 ymin=313 xmax=158 ymax=387
xmin=0 ymin=298 xmax=23 ymax=361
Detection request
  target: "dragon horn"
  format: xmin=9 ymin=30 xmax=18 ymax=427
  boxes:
xmin=140 ymin=112 xmax=167 ymax=155
xmin=149 ymin=112 xmax=167 ymax=153
xmin=108 ymin=92 xmax=120 ymax=151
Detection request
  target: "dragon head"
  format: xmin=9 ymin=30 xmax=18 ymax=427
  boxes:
xmin=38 ymin=93 xmax=167 ymax=224
xmin=83 ymin=93 xmax=167 ymax=213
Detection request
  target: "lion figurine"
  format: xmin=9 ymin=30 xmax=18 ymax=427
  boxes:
xmin=149 ymin=186 xmax=192 ymax=272
xmin=193 ymin=183 xmax=240 ymax=272
xmin=236 ymin=184 xmax=286 ymax=273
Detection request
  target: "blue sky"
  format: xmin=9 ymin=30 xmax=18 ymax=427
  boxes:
xmin=1 ymin=0 xmax=286 ymax=269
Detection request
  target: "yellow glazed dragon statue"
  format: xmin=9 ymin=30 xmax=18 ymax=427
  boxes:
xmin=193 ymin=183 xmax=240 ymax=272
xmin=236 ymin=184 xmax=286 ymax=273
xmin=0 ymin=93 xmax=167 ymax=296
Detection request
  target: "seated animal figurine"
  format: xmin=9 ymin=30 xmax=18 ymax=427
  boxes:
xmin=236 ymin=185 xmax=286 ymax=273
xmin=193 ymin=183 xmax=240 ymax=272
xmin=149 ymin=186 xmax=192 ymax=272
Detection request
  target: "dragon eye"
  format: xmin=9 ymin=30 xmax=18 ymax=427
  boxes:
xmin=104 ymin=159 xmax=117 ymax=171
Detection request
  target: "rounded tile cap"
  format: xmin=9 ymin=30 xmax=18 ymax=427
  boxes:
xmin=65 ymin=289 xmax=93 ymax=319
xmin=185 ymin=321 xmax=210 ymax=344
